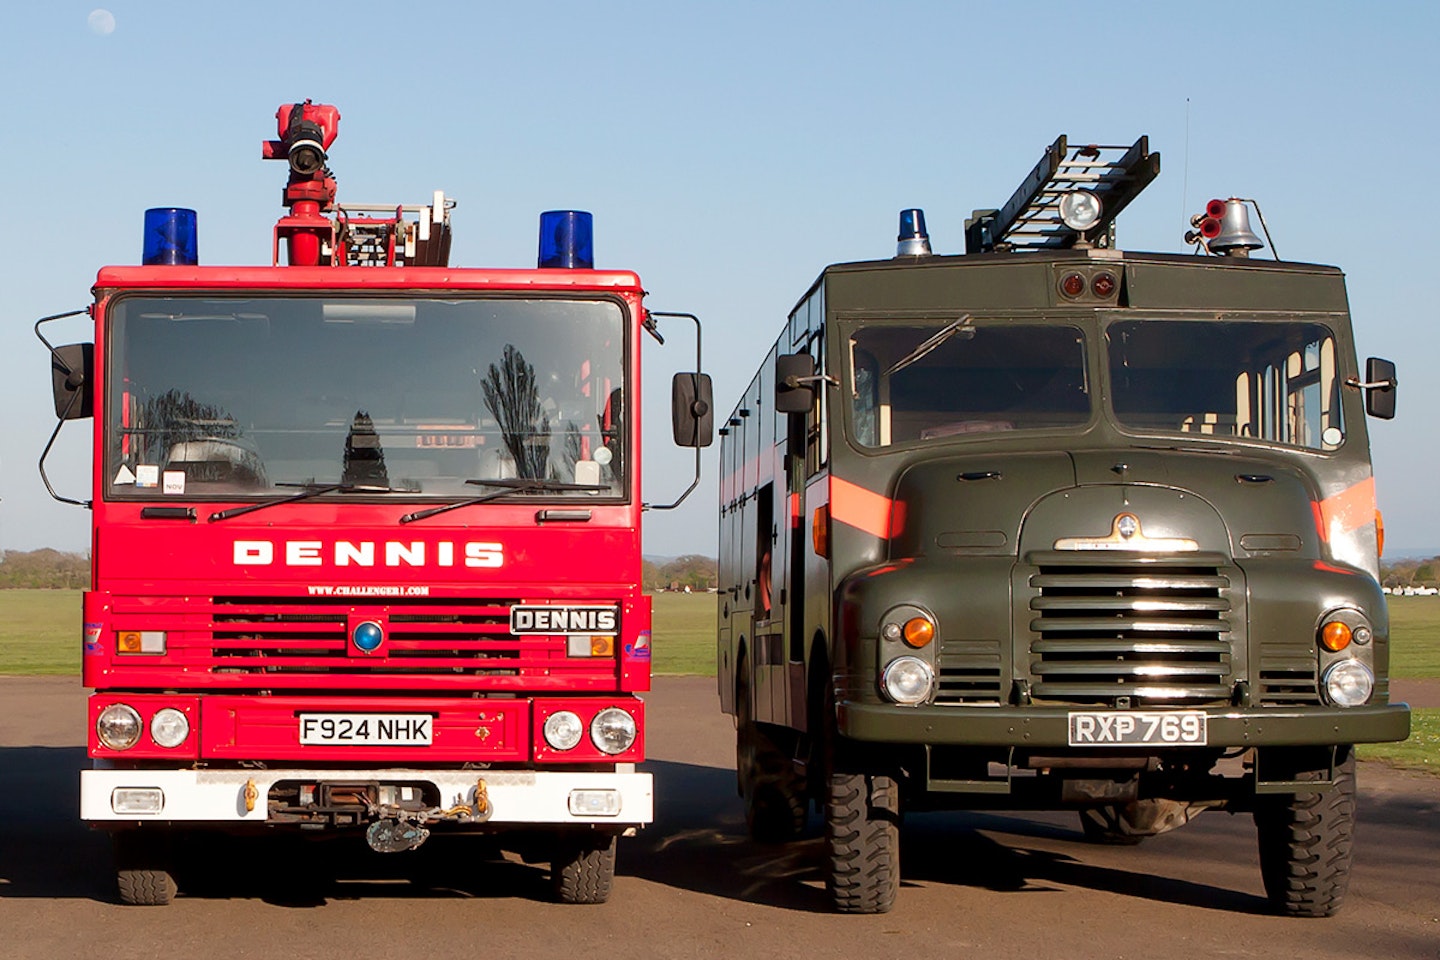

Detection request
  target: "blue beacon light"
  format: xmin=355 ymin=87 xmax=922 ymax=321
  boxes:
xmin=538 ymin=210 xmax=594 ymax=269
xmin=896 ymin=208 xmax=932 ymax=257
xmin=142 ymin=207 xmax=199 ymax=265
xmin=353 ymin=620 xmax=384 ymax=653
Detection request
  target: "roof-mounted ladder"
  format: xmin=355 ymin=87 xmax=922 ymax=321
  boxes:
xmin=965 ymin=136 xmax=1160 ymax=253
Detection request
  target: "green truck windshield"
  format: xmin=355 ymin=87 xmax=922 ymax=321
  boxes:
xmin=849 ymin=321 xmax=1089 ymax=446
xmin=105 ymin=295 xmax=628 ymax=500
xmin=847 ymin=317 xmax=1343 ymax=452
xmin=1108 ymin=319 xmax=1344 ymax=451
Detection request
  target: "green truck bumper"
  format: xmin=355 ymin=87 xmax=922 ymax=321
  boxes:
xmin=837 ymin=701 xmax=1412 ymax=748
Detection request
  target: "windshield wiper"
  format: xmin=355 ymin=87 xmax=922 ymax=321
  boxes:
xmin=400 ymin=478 xmax=609 ymax=524
xmin=883 ymin=314 xmax=973 ymax=377
xmin=207 ymin=482 xmax=399 ymax=523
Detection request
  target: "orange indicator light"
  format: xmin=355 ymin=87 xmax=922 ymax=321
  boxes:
xmin=1321 ymin=621 xmax=1352 ymax=652
xmin=902 ymin=617 xmax=935 ymax=648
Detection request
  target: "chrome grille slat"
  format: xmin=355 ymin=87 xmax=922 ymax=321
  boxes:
xmin=1027 ymin=559 xmax=1234 ymax=706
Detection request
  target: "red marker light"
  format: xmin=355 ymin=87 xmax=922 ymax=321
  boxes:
xmin=1060 ymin=272 xmax=1086 ymax=298
xmin=1092 ymin=272 xmax=1117 ymax=298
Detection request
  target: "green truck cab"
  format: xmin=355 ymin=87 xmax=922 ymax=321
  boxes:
xmin=715 ymin=137 xmax=1408 ymax=916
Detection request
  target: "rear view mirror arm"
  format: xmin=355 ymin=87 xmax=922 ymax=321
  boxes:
xmin=35 ymin=308 xmax=93 ymax=508
xmin=647 ymin=310 xmax=709 ymax=511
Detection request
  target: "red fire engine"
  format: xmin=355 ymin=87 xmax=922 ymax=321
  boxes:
xmin=36 ymin=101 xmax=713 ymax=905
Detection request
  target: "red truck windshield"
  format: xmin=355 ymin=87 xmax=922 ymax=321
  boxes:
xmin=105 ymin=295 xmax=628 ymax=500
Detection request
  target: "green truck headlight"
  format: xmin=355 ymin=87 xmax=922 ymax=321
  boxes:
xmin=1322 ymin=659 xmax=1374 ymax=707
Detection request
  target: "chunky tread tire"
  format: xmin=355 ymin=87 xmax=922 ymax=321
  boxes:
xmin=551 ymin=833 xmax=617 ymax=905
xmin=825 ymin=772 xmax=898 ymax=914
xmin=1254 ymin=747 xmax=1356 ymax=918
xmin=113 ymin=832 xmax=177 ymax=906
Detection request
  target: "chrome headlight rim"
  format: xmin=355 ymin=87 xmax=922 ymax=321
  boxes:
xmin=149 ymin=707 xmax=190 ymax=749
xmin=1322 ymin=658 xmax=1374 ymax=708
xmin=1059 ymin=189 xmax=1103 ymax=232
xmin=881 ymin=655 xmax=935 ymax=705
xmin=543 ymin=710 xmax=585 ymax=751
xmin=590 ymin=706 xmax=637 ymax=756
xmin=96 ymin=703 xmax=143 ymax=751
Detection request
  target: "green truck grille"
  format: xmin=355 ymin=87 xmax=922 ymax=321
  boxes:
xmin=1025 ymin=555 xmax=1235 ymax=707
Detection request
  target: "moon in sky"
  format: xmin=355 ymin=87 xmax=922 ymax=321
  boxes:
xmin=88 ymin=9 xmax=116 ymax=35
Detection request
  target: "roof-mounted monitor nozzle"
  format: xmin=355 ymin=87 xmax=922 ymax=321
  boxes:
xmin=896 ymin=208 xmax=932 ymax=257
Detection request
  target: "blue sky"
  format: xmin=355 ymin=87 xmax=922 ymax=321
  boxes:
xmin=1 ymin=1 xmax=1437 ymax=558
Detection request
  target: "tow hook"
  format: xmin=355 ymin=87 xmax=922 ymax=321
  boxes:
xmin=366 ymin=819 xmax=430 ymax=853
xmin=364 ymin=779 xmax=493 ymax=853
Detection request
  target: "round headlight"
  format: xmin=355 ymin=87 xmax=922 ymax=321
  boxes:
xmin=1059 ymin=189 xmax=1102 ymax=232
xmin=1323 ymin=659 xmax=1374 ymax=707
xmin=150 ymin=707 xmax=190 ymax=749
xmin=544 ymin=710 xmax=584 ymax=751
xmin=882 ymin=656 xmax=934 ymax=705
xmin=97 ymin=703 xmax=143 ymax=750
xmin=590 ymin=707 xmax=637 ymax=755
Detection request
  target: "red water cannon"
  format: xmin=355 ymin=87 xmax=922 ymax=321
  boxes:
xmin=263 ymin=100 xmax=341 ymax=266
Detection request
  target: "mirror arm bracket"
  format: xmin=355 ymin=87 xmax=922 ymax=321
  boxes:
xmin=647 ymin=311 xmax=705 ymax=511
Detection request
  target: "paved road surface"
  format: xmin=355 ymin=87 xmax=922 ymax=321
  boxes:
xmin=1 ymin=676 xmax=1436 ymax=960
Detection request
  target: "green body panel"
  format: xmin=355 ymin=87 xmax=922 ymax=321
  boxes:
xmin=716 ymin=246 xmax=1407 ymax=803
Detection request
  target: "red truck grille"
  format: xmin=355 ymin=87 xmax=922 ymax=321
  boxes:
xmin=107 ymin=595 xmax=620 ymax=691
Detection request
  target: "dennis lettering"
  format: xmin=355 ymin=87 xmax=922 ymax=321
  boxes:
xmin=235 ymin=540 xmax=503 ymax=568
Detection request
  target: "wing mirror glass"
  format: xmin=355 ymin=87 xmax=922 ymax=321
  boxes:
xmin=672 ymin=372 xmax=714 ymax=447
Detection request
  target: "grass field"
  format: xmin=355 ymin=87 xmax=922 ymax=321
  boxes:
xmin=649 ymin=591 xmax=716 ymax=676
xmin=0 ymin=589 xmax=81 ymax=675
xmin=1362 ymin=708 xmax=1438 ymax=773
xmin=1385 ymin=596 xmax=1440 ymax=678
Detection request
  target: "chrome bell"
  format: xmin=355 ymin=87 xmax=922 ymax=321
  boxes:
xmin=1210 ymin=199 xmax=1264 ymax=256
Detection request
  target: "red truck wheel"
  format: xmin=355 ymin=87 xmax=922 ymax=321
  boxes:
xmin=113 ymin=830 xmax=177 ymax=906
xmin=551 ymin=832 xmax=616 ymax=905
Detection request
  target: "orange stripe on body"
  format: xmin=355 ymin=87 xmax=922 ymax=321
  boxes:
xmin=1317 ymin=477 xmax=1377 ymax=540
xmin=830 ymin=476 xmax=896 ymax=539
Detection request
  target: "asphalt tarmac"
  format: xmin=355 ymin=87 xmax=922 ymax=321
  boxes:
xmin=1 ymin=676 xmax=1436 ymax=960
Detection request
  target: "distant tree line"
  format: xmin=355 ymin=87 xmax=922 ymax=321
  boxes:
xmin=643 ymin=555 xmax=716 ymax=592
xmin=1381 ymin=556 xmax=1440 ymax=590
xmin=0 ymin=549 xmax=90 ymax=589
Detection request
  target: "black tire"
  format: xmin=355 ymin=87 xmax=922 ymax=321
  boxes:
xmin=825 ymin=771 xmax=899 ymax=914
xmin=113 ymin=830 xmax=177 ymax=906
xmin=736 ymin=657 xmax=807 ymax=843
xmin=551 ymin=832 xmax=616 ymax=904
xmin=1254 ymin=746 xmax=1357 ymax=918
xmin=1078 ymin=805 xmax=1147 ymax=846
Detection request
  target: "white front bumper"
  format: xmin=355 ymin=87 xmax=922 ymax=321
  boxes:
xmin=81 ymin=766 xmax=652 ymax=825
